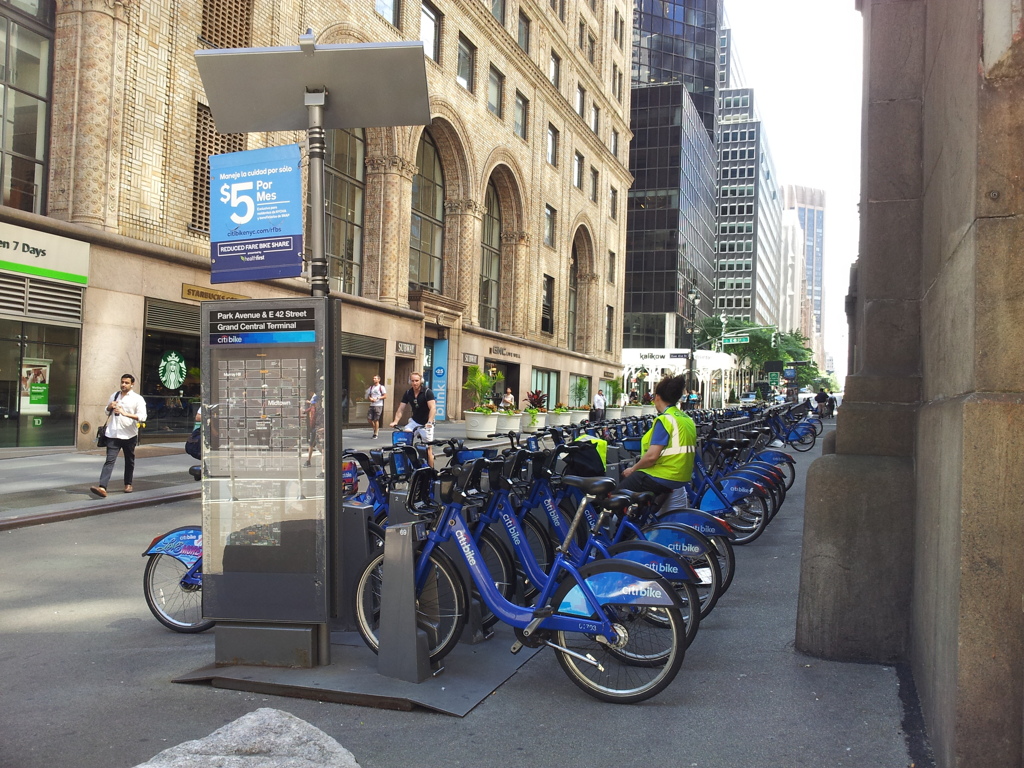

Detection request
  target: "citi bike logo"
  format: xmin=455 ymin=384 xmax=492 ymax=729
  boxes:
xmin=669 ymin=541 xmax=703 ymax=555
xmin=501 ymin=513 xmax=522 ymax=546
xmin=643 ymin=560 xmax=681 ymax=576
xmin=623 ymin=584 xmax=664 ymax=599
xmin=542 ymin=498 xmax=560 ymax=527
xmin=455 ymin=529 xmax=477 ymax=566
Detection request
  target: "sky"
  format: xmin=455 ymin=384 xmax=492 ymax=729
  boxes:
xmin=723 ymin=0 xmax=864 ymax=383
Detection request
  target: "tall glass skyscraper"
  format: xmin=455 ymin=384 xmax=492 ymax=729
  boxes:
xmin=782 ymin=184 xmax=827 ymax=365
xmin=624 ymin=0 xmax=722 ymax=350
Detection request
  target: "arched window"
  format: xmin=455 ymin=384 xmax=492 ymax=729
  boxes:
xmin=409 ymin=131 xmax=445 ymax=293
xmin=567 ymin=243 xmax=579 ymax=352
xmin=323 ymin=128 xmax=364 ymax=294
xmin=478 ymin=180 xmax=501 ymax=331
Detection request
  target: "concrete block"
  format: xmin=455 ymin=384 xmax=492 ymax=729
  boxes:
xmin=866 ymin=0 xmax=926 ymax=102
xmin=835 ymin=401 xmax=917 ymax=457
xmin=859 ymin=200 xmax=922 ymax=302
xmin=920 ymin=245 xmax=974 ymax=401
xmin=864 ymin=98 xmax=923 ymax=202
xmin=974 ymin=217 xmax=1024 ymax=393
xmin=859 ymin=299 xmax=921 ymax=376
xmin=842 ymin=373 xmax=921 ymax=405
xmin=135 ymin=707 xmax=360 ymax=768
xmin=796 ymin=453 xmax=914 ymax=663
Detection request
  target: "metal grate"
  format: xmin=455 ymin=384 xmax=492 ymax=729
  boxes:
xmin=340 ymin=332 xmax=385 ymax=359
xmin=0 ymin=271 xmax=83 ymax=322
xmin=190 ymin=103 xmax=247 ymax=232
xmin=145 ymin=299 xmax=201 ymax=336
xmin=201 ymin=0 xmax=253 ymax=50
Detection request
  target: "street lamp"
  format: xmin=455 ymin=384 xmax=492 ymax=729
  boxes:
xmin=686 ymin=289 xmax=701 ymax=403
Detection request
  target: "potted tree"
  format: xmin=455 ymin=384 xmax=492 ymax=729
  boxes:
xmin=605 ymin=379 xmax=624 ymax=420
xmin=570 ymin=378 xmax=590 ymax=422
xmin=463 ymin=365 xmax=503 ymax=439
xmin=521 ymin=390 xmax=548 ymax=433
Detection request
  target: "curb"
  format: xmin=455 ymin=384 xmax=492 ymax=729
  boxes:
xmin=0 ymin=487 xmax=201 ymax=532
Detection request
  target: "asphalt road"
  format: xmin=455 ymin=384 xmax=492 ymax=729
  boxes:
xmin=0 ymin=430 xmax=915 ymax=768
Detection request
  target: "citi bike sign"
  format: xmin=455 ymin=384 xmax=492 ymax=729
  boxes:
xmin=208 ymin=144 xmax=304 ymax=284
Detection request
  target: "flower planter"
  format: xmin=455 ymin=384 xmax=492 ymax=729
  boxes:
xmin=605 ymin=407 xmax=623 ymax=420
xmin=623 ymin=405 xmax=643 ymax=418
xmin=465 ymin=411 xmax=499 ymax=439
xmin=571 ymin=410 xmax=589 ymax=423
xmin=521 ymin=411 xmax=546 ymax=433
xmin=495 ymin=412 xmax=521 ymax=433
xmin=547 ymin=411 xmax=572 ymax=426
xmin=641 ymin=405 xmax=657 ymax=416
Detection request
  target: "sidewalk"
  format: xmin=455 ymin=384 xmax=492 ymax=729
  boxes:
xmin=0 ymin=421 xmax=493 ymax=531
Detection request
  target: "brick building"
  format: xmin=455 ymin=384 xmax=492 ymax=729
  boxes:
xmin=0 ymin=0 xmax=631 ymax=451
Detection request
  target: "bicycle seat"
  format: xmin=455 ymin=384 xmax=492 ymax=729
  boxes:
xmin=594 ymin=493 xmax=633 ymax=514
xmin=560 ymin=475 xmax=616 ymax=496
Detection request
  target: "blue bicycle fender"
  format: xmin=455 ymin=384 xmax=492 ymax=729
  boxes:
xmin=143 ymin=526 xmax=202 ymax=569
xmin=657 ymin=508 xmax=736 ymax=540
xmin=641 ymin=523 xmax=711 ymax=558
xmin=698 ymin=477 xmax=761 ymax=511
xmin=754 ymin=449 xmax=795 ymax=466
xmin=557 ymin=569 xmax=679 ymax=617
xmin=606 ymin=540 xmax=699 ymax=582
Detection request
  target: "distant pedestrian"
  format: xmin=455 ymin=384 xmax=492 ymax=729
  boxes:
xmin=826 ymin=391 xmax=837 ymax=418
xmin=365 ymin=375 xmax=386 ymax=438
xmin=814 ymin=387 xmax=828 ymax=417
xmin=303 ymin=389 xmax=320 ymax=467
xmin=591 ymin=389 xmax=606 ymax=422
xmin=90 ymin=374 xmax=147 ymax=497
xmin=501 ymin=387 xmax=516 ymax=410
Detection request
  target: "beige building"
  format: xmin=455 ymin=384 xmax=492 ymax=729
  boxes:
xmin=0 ymin=0 xmax=632 ymax=452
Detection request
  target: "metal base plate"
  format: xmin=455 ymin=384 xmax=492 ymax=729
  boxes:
xmin=173 ymin=626 xmax=540 ymax=717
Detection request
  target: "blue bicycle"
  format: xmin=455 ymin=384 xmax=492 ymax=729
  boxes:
xmin=142 ymin=526 xmax=212 ymax=633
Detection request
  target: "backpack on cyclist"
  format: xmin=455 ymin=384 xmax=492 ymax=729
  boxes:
xmin=563 ymin=435 xmax=607 ymax=477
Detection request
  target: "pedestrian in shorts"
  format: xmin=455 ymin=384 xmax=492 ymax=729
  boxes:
xmin=366 ymin=374 xmax=386 ymax=439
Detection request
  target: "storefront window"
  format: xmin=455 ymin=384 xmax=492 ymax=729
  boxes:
xmin=141 ymin=328 xmax=200 ymax=440
xmin=530 ymin=367 xmax=558 ymax=409
xmin=0 ymin=318 xmax=80 ymax=448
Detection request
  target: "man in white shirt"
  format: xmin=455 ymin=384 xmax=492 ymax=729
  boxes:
xmin=591 ymin=389 xmax=606 ymax=422
xmin=90 ymin=373 xmax=148 ymax=497
xmin=365 ymin=374 xmax=387 ymax=439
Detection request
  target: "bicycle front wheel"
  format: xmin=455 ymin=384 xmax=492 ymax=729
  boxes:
xmin=352 ymin=547 xmax=467 ymax=662
xmin=550 ymin=564 xmax=687 ymax=704
xmin=143 ymin=554 xmax=214 ymax=633
xmin=790 ymin=430 xmax=816 ymax=452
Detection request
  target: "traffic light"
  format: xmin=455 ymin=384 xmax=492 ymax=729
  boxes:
xmin=771 ymin=331 xmax=779 ymax=348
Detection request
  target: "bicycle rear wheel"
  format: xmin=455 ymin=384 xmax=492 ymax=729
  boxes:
xmin=720 ymin=493 xmax=770 ymax=545
xmin=143 ymin=554 xmax=214 ymax=633
xmin=790 ymin=430 xmax=816 ymax=452
xmin=352 ymin=547 xmax=467 ymax=662
xmin=550 ymin=562 xmax=687 ymax=704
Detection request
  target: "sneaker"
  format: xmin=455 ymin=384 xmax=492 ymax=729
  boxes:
xmin=303 ymin=461 xmax=312 ymax=467
xmin=372 ymin=434 xmax=378 ymax=439
xmin=89 ymin=486 xmax=107 ymax=498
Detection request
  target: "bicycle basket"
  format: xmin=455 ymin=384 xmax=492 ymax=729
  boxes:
xmin=392 ymin=431 xmax=415 ymax=446
xmin=622 ymin=438 xmax=642 ymax=453
xmin=452 ymin=448 xmax=498 ymax=464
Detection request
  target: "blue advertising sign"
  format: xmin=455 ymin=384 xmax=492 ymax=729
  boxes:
xmin=432 ymin=339 xmax=448 ymax=421
xmin=209 ymin=144 xmax=304 ymax=284
xmin=784 ymin=368 xmax=796 ymax=379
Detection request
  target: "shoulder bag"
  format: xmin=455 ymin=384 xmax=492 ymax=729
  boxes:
xmin=96 ymin=392 xmax=119 ymax=447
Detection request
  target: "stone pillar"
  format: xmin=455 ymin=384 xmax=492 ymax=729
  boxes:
xmin=499 ymin=230 xmax=528 ymax=335
xmin=443 ymin=198 xmax=483 ymax=312
xmin=49 ymin=0 xmax=129 ymax=230
xmin=364 ymin=155 xmax=415 ymax=306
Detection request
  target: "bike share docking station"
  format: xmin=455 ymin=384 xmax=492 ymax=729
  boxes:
xmin=176 ymin=37 xmax=537 ymax=714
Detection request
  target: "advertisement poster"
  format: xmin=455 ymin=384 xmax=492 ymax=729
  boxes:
xmin=208 ymin=144 xmax=304 ymax=284
xmin=432 ymin=340 xmax=448 ymax=421
xmin=20 ymin=358 xmax=50 ymax=415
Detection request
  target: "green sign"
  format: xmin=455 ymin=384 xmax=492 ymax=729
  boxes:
xmin=159 ymin=351 xmax=187 ymax=389
xmin=768 ymin=372 xmax=781 ymax=385
xmin=29 ymin=383 xmax=48 ymax=405
xmin=722 ymin=336 xmax=749 ymax=345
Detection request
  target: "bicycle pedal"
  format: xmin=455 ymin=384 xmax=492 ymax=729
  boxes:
xmin=510 ymin=640 xmax=524 ymax=654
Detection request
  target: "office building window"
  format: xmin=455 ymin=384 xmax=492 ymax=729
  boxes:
xmin=609 ymin=186 xmax=618 ymax=219
xmin=549 ymin=50 xmax=561 ymax=88
xmin=420 ymin=2 xmax=441 ymax=62
xmin=607 ymin=250 xmax=615 ymax=283
xmin=613 ymin=9 xmax=624 ymax=48
xmin=191 ymin=103 xmax=246 ymax=231
xmin=546 ymin=124 xmax=559 ymax=165
xmin=543 ymin=204 xmax=556 ymax=246
xmin=375 ymin=0 xmax=400 ymax=27
xmin=573 ymin=151 xmax=584 ymax=188
xmin=605 ymin=306 xmax=614 ymax=352
xmin=517 ymin=11 xmax=530 ymax=52
xmin=541 ymin=275 xmax=554 ymax=333
xmin=319 ymin=128 xmax=365 ymax=295
xmin=487 ymin=65 xmax=504 ymax=116
xmin=587 ymin=33 xmax=596 ymax=64
xmin=548 ymin=0 xmax=565 ymax=21
xmin=590 ymin=167 xmax=599 ymax=202
xmin=479 ymin=180 xmax=501 ymax=331
xmin=513 ymin=92 xmax=528 ymax=139
xmin=567 ymin=250 xmax=578 ymax=351
xmin=490 ymin=0 xmax=505 ymax=25
xmin=610 ymin=128 xmax=619 ymax=158
xmin=202 ymin=0 xmax=253 ymax=48
xmin=457 ymin=35 xmax=475 ymax=91
xmin=590 ymin=104 xmax=600 ymax=133
xmin=409 ymin=130 xmax=445 ymax=292
xmin=575 ymin=84 xmax=586 ymax=117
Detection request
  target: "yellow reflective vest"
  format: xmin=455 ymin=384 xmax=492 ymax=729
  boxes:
xmin=639 ymin=406 xmax=697 ymax=484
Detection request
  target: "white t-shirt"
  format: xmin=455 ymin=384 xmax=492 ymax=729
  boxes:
xmin=366 ymin=383 xmax=386 ymax=405
xmin=104 ymin=390 xmax=148 ymax=440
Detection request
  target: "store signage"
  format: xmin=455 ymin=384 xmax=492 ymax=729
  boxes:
xmin=208 ymin=305 xmax=316 ymax=345
xmin=20 ymin=358 xmax=50 ymax=416
xmin=489 ymin=345 xmax=521 ymax=360
xmin=182 ymin=283 xmax=249 ymax=302
xmin=159 ymin=351 xmax=188 ymax=389
xmin=604 ymin=371 xmax=616 ymax=378
xmin=396 ymin=341 xmax=417 ymax=356
xmin=208 ymin=144 xmax=303 ymax=284
xmin=463 ymin=353 xmax=479 ymax=364
xmin=0 ymin=222 xmax=89 ymax=285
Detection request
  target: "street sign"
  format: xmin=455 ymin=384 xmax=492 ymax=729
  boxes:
xmin=722 ymin=336 xmax=749 ymax=345
xmin=768 ymin=372 xmax=781 ymax=386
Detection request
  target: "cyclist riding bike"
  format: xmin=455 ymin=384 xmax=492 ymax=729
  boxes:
xmin=389 ymin=371 xmax=437 ymax=468
xmin=618 ymin=374 xmax=697 ymax=496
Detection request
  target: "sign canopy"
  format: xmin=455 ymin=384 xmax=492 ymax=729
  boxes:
xmin=195 ymin=40 xmax=431 ymax=133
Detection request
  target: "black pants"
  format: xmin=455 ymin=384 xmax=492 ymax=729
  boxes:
xmin=616 ymin=469 xmax=674 ymax=496
xmin=98 ymin=436 xmax=138 ymax=488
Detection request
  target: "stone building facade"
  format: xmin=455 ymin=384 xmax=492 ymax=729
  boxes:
xmin=797 ymin=1 xmax=1024 ymax=766
xmin=0 ymin=0 xmax=631 ymax=452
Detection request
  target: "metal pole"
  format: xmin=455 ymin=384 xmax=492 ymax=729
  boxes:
xmin=306 ymin=89 xmax=330 ymax=298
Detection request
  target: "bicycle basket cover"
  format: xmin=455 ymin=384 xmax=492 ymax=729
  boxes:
xmin=392 ymin=431 xmax=415 ymax=446
xmin=563 ymin=440 xmax=606 ymax=477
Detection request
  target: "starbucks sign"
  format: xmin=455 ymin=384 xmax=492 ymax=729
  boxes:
xmin=159 ymin=351 xmax=187 ymax=389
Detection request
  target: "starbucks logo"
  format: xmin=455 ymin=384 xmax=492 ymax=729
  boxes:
xmin=159 ymin=351 xmax=186 ymax=389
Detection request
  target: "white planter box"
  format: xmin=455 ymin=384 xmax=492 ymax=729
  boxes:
xmin=571 ymin=410 xmax=589 ymax=423
xmin=547 ymin=411 xmax=572 ymax=426
xmin=465 ymin=411 xmax=499 ymax=439
xmin=495 ymin=412 xmax=521 ymax=433
xmin=521 ymin=411 xmax=546 ymax=433
xmin=642 ymin=405 xmax=657 ymax=416
xmin=605 ymin=407 xmax=623 ymax=420
xmin=623 ymin=405 xmax=643 ymax=418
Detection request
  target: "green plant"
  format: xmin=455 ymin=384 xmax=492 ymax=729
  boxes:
xmin=570 ymin=378 xmax=590 ymax=408
xmin=523 ymin=390 xmax=548 ymax=410
xmin=606 ymin=378 xmax=623 ymax=404
xmin=463 ymin=365 xmax=504 ymax=408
